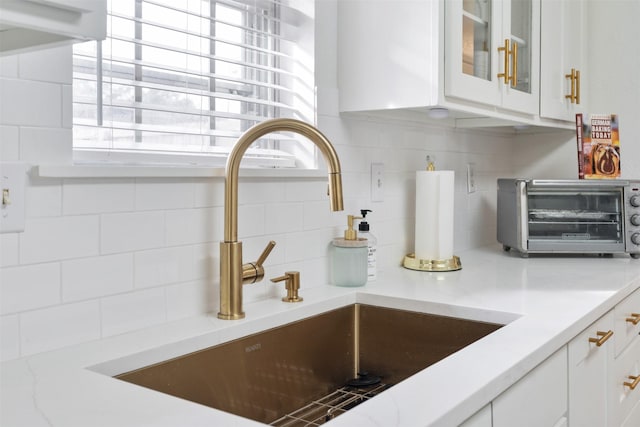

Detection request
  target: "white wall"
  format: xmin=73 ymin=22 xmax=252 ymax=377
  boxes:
xmin=0 ymin=3 xmax=518 ymax=361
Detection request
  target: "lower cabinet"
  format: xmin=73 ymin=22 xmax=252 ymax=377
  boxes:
xmin=568 ymin=311 xmax=615 ymax=426
xmin=567 ymin=287 xmax=640 ymax=427
xmin=492 ymin=347 xmax=568 ymax=427
xmin=460 ymin=404 xmax=492 ymax=427
xmin=460 ymin=288 xmax=640 ymax=427
xmin=459 ymin=348 xmax=568 ymax=427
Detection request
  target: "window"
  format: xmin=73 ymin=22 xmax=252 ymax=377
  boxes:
xmin=72 ymin=0 xmax=315 ymax=168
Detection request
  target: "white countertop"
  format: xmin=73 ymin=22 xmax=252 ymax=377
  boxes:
xmin=3 ymin=245 xmax=640 ymax=427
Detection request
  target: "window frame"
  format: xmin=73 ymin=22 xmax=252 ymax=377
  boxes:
xmin=71 ymin=0 xmax=316 ymax=170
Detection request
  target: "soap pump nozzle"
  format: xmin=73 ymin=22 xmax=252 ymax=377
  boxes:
xmin=345 ymin=214 xmax=363 ymax=240
xmin=359 ymin=209 xmax=372 ymax=232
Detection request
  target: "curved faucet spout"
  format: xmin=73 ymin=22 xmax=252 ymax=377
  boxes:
xmin=218 ymin=118 xmax=344 ymax=320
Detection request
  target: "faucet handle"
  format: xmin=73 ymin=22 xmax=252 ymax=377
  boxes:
xmin=255 ymin=240 xmax=276 ymax=267
xmin=271 ymin=271 xmax=303 ymax=303
xmin=242 ymin=240 xmax=276 ymax=284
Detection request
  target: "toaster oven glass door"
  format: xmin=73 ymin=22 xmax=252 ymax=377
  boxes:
xmin=526 ymin=187 xmax=625 ymax=250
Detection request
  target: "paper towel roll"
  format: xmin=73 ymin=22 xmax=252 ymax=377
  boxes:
xmin=415 ymin=170 xmax=454 ymax=260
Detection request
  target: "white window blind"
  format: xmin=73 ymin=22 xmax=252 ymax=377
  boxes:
xmin=72 ymin=0 xmax=315 ymax=168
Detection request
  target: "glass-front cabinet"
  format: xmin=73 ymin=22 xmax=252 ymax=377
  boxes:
xmin=445 ymin=0 xmax=540 ymax=115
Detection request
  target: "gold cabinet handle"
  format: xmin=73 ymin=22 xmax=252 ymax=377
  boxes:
xmin=626 ymin=313 xmax=640 ymax=325
xmin=575 ymin=69 xmax=581 ymax=104
xmin=565 ymin=68 xmax=577 ymax=103
xmin=510 ymin=41 xmax=518 ymax=87
xmin=624 ymin=375 xmax=640 ymax=390
xmin=497 ymin=39 xmax=510 ymax=85
xmin=588 ymin=330 xmax=613 ymax=347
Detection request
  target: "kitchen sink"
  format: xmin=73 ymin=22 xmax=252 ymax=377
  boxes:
xmin=114 ymin=304 xmax=503 ymax=425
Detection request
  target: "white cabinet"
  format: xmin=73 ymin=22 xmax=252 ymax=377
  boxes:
xmin=567 ymin=288 xmax=640 ymax=427
xmin=0 ymin=0 xmax=106 ymax=55
xmin=567 ymin=311 xmax=614 ymax=427
xmin=493 ymin=347 xmax=567 ymax=427
xmin=445 ymin=0 xmax=540 ymax=115
xmin=612 ymin=289 xmax=640 ymax=426
xmin=540 ymin=0 xmax=588 ymax=121
xmin=460 ymin=404 xmax=492 ymax=427
xmin=338 ymin=0 xmax=543 ymax=125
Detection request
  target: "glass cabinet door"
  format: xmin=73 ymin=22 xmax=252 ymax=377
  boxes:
xmin=462 ymin=0 xmax=492 ymax=81
xmin=500 ymin=0 xmax=539 ymax=113
xmin=445 ymin=0 xmax=500 ymax=107
xmin=508 ymin=0 xmax=532 ymax=94
xmin=446 ymin=0 xmax=539 ymax=113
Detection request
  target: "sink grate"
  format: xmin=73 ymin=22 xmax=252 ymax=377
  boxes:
xmin=269 ymin=383 xmax=391 ymax=426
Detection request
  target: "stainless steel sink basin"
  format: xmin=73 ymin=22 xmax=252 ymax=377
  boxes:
xmin=116 ymin=304 xmax=503 ymax=425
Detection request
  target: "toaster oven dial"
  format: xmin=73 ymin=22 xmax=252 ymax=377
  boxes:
xmin=632 ymin=214 xmax=640 ymax=227
xmin=631 ymin=195 xmax=640 ymax=207
xmin=632 ymin=233 xmax=640 ymax=246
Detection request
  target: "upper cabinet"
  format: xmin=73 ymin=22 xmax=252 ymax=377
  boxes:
xmin=0 ymin=0 xmax=106 ymax=55
xmin=445 ymin=0 xmax=540 ymax=115
xmin=539 ymin=0 xmax=588 ymax=121
xmin=338 ymin=0 xmax=575 ymax=129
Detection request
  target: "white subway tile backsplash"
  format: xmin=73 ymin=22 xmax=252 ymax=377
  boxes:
xmin=165 ymin=207 xmax=219 ymax=246
xmin=25 ymin=177 xmax=62 ymax=218
xmin=0 ymin=233 xmax=19 ymax=267
xmin=0 ymin=79 xmax=61 ymax=127
xmin=20 ymin=301 xmax=100 ymax=356
xmin=19 ymin=127 xmax=72 ymax=164
xmin=302 ymin=200 xmax=332 ymax=230
xmin=20 ymin=216 xmax=99 ymax=264
xmin=0 ymin=315 xmax=20 ymax=361
xmin=18 ymin=46 xmax=72 ymax=84
xmin=166 ymin=280 xmax=212 ymax=321
xmin=135 ymin=179 xmax=196 ymax=211
xmin=238 ymin=179 xmax=286 ymax=205
xmin=100 ymin=288 xmax=166 ymax=337
xmin=237 ymin=204 xmax=265 ymax=238
xmin=63 ymin=178 xmax=134 ymax=215
xmin=194 ymin=179 xmax=224 ymax=208
xmin=134 ymin=246 xmax=196 ymax=288
xmin=284 ymin=229 xmax=333 ymax=263
xmin=265 ymin=202 xmax=303 ymax=235
xmin=62 ymin=84 xmax=72 ymax=129
xmin=101 ymin=211 xmax=165 ymax=254
xmin=62 ymin=253 xmax=134 ymax=302
xmin=0 ymin=55 xmax=18 ymax=78
xmin=0 ymin=125 xmax=20 ymax=161
xmin=1 ymin=263 xmax=61 ymax=315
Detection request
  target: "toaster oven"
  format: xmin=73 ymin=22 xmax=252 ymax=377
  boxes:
xmin=497 ymin=179 xmax=640 ymax=258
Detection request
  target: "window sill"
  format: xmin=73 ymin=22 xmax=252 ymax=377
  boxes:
xmin=34 ymin=164 xmax=328 ymax=179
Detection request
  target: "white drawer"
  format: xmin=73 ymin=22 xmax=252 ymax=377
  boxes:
xmin=614 ymin=288 xmax=640 ymax=357
xmin=613 ymin=335 xmax=640 ymax=425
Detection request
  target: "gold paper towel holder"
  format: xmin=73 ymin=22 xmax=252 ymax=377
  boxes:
xmin=402 ymin=253 xmax=462 ymax=272
xmin=404 ymin=156 xmax=461 ymax=272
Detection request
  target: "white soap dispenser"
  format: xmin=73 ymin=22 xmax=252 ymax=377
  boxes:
xmin=358 ymin=209 xmax=377 ymax=281
xmin=330 ymin=214 xmax=368 ymax=287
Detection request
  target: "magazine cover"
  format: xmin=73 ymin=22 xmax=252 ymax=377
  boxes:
xmin=576 ymin=113 xmax=621 ymax=179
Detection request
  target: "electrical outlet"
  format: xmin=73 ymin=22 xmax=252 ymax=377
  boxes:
xmin=371 ymin=163 xmax=384 ymax=202
xmin=466 ymin=163 xmax=477 ymax=193
xmin=1 ymin=162 xmax=27 ymax=233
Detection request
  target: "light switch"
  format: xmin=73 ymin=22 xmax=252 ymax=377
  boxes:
xmin=1 ymin=162 xmax=27 ymax=233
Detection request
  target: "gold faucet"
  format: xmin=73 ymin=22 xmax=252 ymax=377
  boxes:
xmin=218 ymin=118 xmax=344 ymax=320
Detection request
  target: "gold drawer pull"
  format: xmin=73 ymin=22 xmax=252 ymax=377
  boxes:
xmin=624 ymin=375 xmax=640 ymax=390
xmin=588 ymin=330 xmax=613 ymax=347
xmin=626 ymin=313 xmax=640 ymax=325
